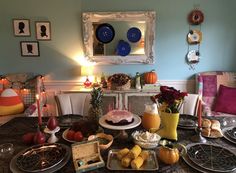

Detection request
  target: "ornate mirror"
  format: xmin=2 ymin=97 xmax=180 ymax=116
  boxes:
xmin=82 ymin=11 xmax=156 ymax=64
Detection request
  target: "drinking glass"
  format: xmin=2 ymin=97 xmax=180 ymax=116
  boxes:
xmin=0 ymin=143 xmax=14 ymax=160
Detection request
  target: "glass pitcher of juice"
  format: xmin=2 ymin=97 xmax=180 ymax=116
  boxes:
xmin=142 ymin=103 xmax=160 ymax=131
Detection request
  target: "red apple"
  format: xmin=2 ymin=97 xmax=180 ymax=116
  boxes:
xmin=47 ymin=116 xmax=58 ymax=131
xmin=22 ymin=132 xmax=35 ymax=145
xmin=66 ymin=130 xmax=75 ymax=141
xmin=74 ymin=131 xmax=83 ymax=142
xmin=34 ymin=131 xmax=46 ymax=144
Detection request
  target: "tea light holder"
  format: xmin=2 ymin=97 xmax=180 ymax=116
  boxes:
xmin=191 ymin=127 xmax=206 ymax=143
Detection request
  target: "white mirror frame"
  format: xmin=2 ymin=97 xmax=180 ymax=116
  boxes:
xmin=82 ymin=11 xmax=156 ymax=64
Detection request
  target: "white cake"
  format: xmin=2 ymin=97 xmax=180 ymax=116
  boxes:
xmin=104 ymin=110 xmax=134 ymax=125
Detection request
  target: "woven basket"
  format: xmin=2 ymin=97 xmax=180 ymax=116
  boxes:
xmin=108 ymin=80 xmax=131 ymax=90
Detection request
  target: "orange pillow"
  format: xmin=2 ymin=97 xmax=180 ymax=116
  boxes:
xmin=0 ymin=89 xmax=24 ymax=116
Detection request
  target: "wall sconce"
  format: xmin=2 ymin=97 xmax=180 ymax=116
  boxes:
xmin=81 ymin=65 xmax=94 ymax=88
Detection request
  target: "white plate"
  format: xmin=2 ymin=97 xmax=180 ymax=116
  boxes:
xmin=62 ymin=128 xmax=76 ymax=143
xmin=187 ymin=50 xmax=200 ymax=63
xmin=99 ymin=114 xmax=141 ymax=130
xmin=62 ymin=127 xmax=104 ymax=143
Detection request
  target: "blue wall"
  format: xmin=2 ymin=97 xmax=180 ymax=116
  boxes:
xmin=0 ymin=0 xmax=236 ymax=80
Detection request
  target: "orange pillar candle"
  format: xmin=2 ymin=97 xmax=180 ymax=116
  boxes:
xmin=198 ymin=97 xmax=202 ymax=128
xmin=36 ymin=94 xmax=42 ymax=126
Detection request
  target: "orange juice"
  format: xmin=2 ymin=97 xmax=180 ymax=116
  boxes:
xmin=142 ymin=103 xmax=160 ymax=131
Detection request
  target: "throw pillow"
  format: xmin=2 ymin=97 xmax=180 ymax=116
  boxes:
xmin=213 ymin=85 xmax=236 ymax=115
xmin=0 ymin=88 xmax=24 ymax=116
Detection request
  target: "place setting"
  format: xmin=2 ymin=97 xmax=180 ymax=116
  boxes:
xmin=182 ymin=143 xmax=236 ymax=173
xmin=222 ymin=126 xmax=236 ymax=144
xmin=178 ymin=114 xmax=198 ymax=130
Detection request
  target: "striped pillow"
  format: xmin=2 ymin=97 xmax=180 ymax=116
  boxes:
xmin=0 ymin=89 xmax=24 ymax=116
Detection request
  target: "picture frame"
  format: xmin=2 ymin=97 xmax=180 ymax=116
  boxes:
xmin=13 ymin=19 xmax=31 ymax=36
xmin=20 ymin=41 xmax=40 ymax=57
xmin=35 ymin=21 xmax=51 ymax=40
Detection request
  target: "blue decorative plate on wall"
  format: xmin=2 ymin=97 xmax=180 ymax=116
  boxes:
xmin=127 ymin=27 xmax=142 ymax=43
xmin=96 ymin=23 xmax=115 ymax=44
xmin=116 ymin=40 xmax=131 ymax=56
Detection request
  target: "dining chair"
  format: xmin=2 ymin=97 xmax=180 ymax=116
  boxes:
xmin=179 ymin=93 xmax=199 ymax=116
xmin=55 ymin=93 xmax=91 ymax=116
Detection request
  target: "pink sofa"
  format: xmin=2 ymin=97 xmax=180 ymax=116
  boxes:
xmin=196 ymin=71 xmax=236 ymax=117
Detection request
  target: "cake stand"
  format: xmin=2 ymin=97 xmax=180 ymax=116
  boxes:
xmin=99 ymin=114 xmax=141 ymax=140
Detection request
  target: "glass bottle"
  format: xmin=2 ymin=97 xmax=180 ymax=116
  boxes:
xmin=135 ymin=72 xmax=141 ymax=90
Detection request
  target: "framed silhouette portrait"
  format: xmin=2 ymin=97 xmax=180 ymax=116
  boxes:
xmin=35 ymin=21 xmax=51 ymax=40
xmin=20 ymin=41 xmax=40 ymax=57
xmin=13 ymin=19 xmax=31 ymax=36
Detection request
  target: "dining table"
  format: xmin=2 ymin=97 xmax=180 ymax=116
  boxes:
xmin=0 ymin=115 xmax=235 ymax=173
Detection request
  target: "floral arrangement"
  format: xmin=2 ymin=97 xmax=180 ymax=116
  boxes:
xmin=151 ymin=86 xmax=188 ymax=113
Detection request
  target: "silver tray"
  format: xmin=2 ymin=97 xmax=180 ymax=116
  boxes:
xmin=223 ymin=126 xmax=236 ymax=145
xmin=107 ymin=149 xmax=159 ymax=171
xmin=187 ymin=143 xmax=236 ymax=173
xmin=182 ymin=153 xmax=228 ymax=173
xmin=10 ymin=143 xmax=71 ymax=173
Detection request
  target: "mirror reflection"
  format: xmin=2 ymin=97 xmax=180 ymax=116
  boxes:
xmin=82 ymin=11 xmax=156 ymax=64
xmin=93 ymin=21 xmax=146 ymax=56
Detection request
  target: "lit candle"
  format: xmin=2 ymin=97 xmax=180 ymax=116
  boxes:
xmin=198 ymin=96 xmax=202 ymax=128
xmin=36 ymin=94 xmax=42 ymax=126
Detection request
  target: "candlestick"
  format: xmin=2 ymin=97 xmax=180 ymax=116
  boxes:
xmin=198 ymin=97 xmax=202 ymax=128
xmin=36 ymin=94 xmax=42 ymax=126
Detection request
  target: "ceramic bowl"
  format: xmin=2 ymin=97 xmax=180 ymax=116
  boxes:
xmin=132 ymin=130 xmax=161 ymax=149
xmin=88 ymin=133 xmax=113 ymax=150
xmin=0 ymin=143 xmax=14 ymax=159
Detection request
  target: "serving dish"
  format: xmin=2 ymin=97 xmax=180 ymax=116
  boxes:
xmin=62 ymin=127 xmax=104 ymax=143
xmin=182 ymin=153 xmax=219 ymax=173
xmin=99 ymin=114 xmax=141 ymax=130
xmin=131 ymin=130 xmax=160 ymax=149
xmin=222 ymin=126 xmax=236 ymax=144
xmin=58 ymin=114 xmax=82 ymax=128
xmin=107 ymin=149 xmax=159 ymax=171
xmin=187 ymin=143 xmax=236 ymax=173
xmin=178 ymin=114 xmax=197 ymax=129
xmin=88 ymin=133 xmax=114 ymax=150
xmin=11 ymin=143 xmax=71 ymax=173
xmin=226 ymin=127 xmax=236 ymax=140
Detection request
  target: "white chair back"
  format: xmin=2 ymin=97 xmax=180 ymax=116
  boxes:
xmin=179 ymin=94 xmax=199 ymax=116
xmin=55 ymin=93 xmax=91 ymax=116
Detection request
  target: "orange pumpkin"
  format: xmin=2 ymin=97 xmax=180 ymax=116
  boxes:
xmin=158 ymin=145 xmax=179 ymax=164
xmin=144 ymin=70 xmax=157 ymax=84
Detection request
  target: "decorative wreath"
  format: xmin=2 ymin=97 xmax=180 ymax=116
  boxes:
xmin=188 ymin=9 xmax=204 ymax=25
